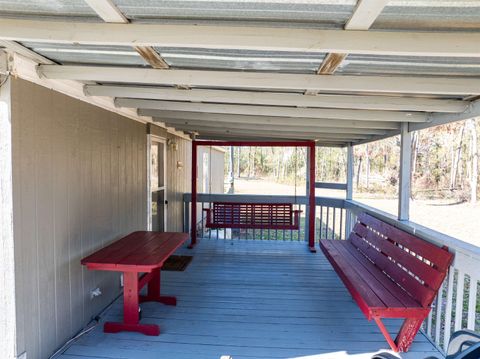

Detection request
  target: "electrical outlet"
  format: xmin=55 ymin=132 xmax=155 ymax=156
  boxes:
xmin=90 ymin=287 xmax=102 ymax=299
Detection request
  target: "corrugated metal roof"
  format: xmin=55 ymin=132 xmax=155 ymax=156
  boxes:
xmin=20 ymin=42 xmax=148 ymax=66
xmin=155 ymin=47 xmax=326 ymax=73
xmin=114 ymin=0 xmax=355 ymax=28
xmin=373 ymin=0 xmax=480 ymax=31
xmin=337 ymin=54 xmax=480 ymax=78
xmin=0 ymin=0 xmax=100 ymax=21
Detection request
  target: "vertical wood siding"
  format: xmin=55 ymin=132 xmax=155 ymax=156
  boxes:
xmin=197 ymin=146 xmax=225 ymax=195
xmin=11 ymin=79 xmax=148 ymax=359
xmin=166 ymin=133 xmax=192 ymax=232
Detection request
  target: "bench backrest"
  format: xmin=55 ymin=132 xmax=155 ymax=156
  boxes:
xmin=349 ymin=213 xmax=454 ymax=307
xmin=212 ymin=202 xmax=294 ymax=226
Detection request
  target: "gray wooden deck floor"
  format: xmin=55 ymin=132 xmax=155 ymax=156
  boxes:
xmin=59 ymin=239 xmax=443 ymax=359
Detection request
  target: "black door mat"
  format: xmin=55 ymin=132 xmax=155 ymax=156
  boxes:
xmin=162 ymin=255 xmax=193 ymax=271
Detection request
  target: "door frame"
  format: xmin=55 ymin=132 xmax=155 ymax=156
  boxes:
xmin=147 ymin=134 xmax=167 ymax=231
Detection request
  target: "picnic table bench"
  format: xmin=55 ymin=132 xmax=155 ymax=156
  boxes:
xmin=320 ymin=213 xmax=454 ymax=352
xmin=81 ymin=231 xmax=188 ymax=336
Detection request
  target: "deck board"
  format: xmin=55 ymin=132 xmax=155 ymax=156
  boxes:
xmin=59 ymin=239 xmax=443 ymax=359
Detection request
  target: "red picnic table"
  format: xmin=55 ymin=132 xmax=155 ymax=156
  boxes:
xmin=81 ymin=231 xmax=189 ymax=336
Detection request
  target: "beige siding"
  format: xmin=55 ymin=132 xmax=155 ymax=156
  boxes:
xmin=11 ymin=79 xmax=148 ymax=359
xmin=197 ymin=147 xmax=225 ymax=195
xmin=166 ymin=133 xmax=192 ymax=232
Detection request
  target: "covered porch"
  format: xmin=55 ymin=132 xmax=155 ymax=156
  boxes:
xmin=58 ymin=239 xmax=442 ymax=359
xmin=0 ymin=1 xmax=479 ymax=359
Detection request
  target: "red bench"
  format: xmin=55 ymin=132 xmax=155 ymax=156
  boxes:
xmin=320 ymin=213 xmax=454 ymax=352
xmin=204 ymin=202 xmax=301 ymax=230
xmin=81 ymin=231 xmax=188 ymax=336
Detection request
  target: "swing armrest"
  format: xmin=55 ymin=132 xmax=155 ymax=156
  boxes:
xmin=292 ymin=209 xmax=302 ymax=226
xmin=203 ymin=208 xmax=212 ymax=226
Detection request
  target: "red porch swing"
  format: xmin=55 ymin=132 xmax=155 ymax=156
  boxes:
xmin=203 ymin=146 xmax=302 ymax=230
xmin=190 ymin=140 xmax=316 ymax=252
xmin=204 ymin=202 xmax=301 ymax=230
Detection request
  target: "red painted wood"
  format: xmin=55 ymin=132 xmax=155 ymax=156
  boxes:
xmin=308 ymin=142 xmax=316 ymax=251
xmin=320 ymin=240 xmax=386 ymax=317
xmin=357 ymin=213 xmax=453 ymax=271
xmin=352 ymin=223 xmax=445 ymax=291
xmin=81 ymin=232 xmax=188 ymax=271
xmin=395 ymin=317 xmax=424 ymax=352
xmin=320 ymin=213 xmax=454 ymax=352
xmin=81 ymin=231 xmax=187 ymax=336
xmin=205 ymin=202 xmax=301 ymax=230
xmin=331 ymin=240 xmax=416 ymax=308
xmin=375 ymin=317 xmax=399 ymax=352
xmin=104 ymin=322 xmax=160 ymax=336
xmin=123 ymin=271 xmax=140 ymax=324
xmin=190 ymin=141 xmax=198 ymax=248
xmin=139 ymin=268 xmax=177 ymax=306
xmin=329 ymin=240 xmax=403 ymax=308
xmin=192 ymin=140 xmax=314 ymax=147
xmin=191 ymin=140 xmax=316 ymax=250
xmin=350 ymin=232 xmax=436 ymax=307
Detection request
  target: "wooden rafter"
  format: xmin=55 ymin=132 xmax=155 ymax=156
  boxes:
xmin=39 ymin=65 xmax=480 ymax=96
xmin=1 ymin=19 xmax=480 ymax=58
xmin=134 ymin=46 xmax=169 ymax=69
xmin=117 ymin=98 xmax=425 ymax=122
xmin=83 ymin=0 xmax=169 ymax=70
xmin=84 ymin=85 xmax=468 ymax=113
xmin=317 ymin=0 xmax=389 ymax=75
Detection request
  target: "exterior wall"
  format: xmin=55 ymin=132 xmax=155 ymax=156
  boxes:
xmin=11 ymin=79 xmax=148 ymax=359
xmin=166 ymin=132 xmax=192 ymax=232
xmin=197 ymin=146 xmax=225 ymax=195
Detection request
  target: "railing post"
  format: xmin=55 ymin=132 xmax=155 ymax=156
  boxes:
xmin=345 ymin=144 xmax=354 ymax=237
xmin=308 ymin=142 xmax=316 ymax=252
xmin=189 ymin=140 xmax=198 ymax=248
xmin=304 ymin=147 xmax=310 ymax=244
xmin=398 ymin=122 xmax=411 ymax=221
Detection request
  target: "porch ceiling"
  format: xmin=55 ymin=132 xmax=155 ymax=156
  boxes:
xmin=0 ymin=1 xmax=479 ymax=146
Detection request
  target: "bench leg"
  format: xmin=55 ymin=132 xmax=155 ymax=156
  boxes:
xmin=139 ymin=268 xmax=177 ymax=306
xmin=374 ymin=317 xmax=423 ymax=352
xmin=374 ymin=317 xmax=399 ymax=352
xmin=395 ymin=318 xmax=423 ymax=352
xmin=104 ymin=271 xmax=160 ymax=336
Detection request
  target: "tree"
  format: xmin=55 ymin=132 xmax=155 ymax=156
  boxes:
xmin=450 ymin=124 xmax=465 ymax=190
xmin=467 ymin=119 xmax=478 ymax=204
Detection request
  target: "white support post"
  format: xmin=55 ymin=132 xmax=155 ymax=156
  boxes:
xmin=346 ymin=144 xmax=354 ymax=201
xmin=0 ymin=73 xmax=16 ymax=359
xmin=345 ymin=144 xmax=354 ymax=236
xmin=398 ymin=122 xmax=411 ymax=221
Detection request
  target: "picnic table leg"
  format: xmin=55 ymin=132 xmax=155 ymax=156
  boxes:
xmin=140 ymin=268 xmax=177 ymax=306
xmin=104 ymin=271 xmax=160 ymax=336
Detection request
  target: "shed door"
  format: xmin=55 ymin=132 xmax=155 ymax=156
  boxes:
xmin=150 ymin=139 xmax=167 ymax=232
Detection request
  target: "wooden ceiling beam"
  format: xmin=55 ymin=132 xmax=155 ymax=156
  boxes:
xmin=2 ymin=18 xmax=480 ymax=57
xmin=121 ymin=98 xmax=425 ymax=122
xmin=38 ymin=65 xmax=480 ymax=96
